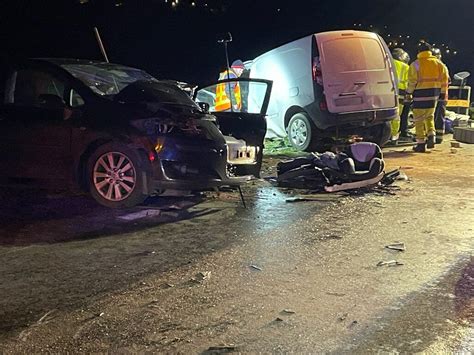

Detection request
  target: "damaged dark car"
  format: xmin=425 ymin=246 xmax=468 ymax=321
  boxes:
xmin=0 ymin=58 xmax=272 ymax=207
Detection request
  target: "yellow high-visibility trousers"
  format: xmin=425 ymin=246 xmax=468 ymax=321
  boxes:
xmin=390 ymin=102 xmax=404 ymax=138
xmin=390 ymin=118 xmax=400 ymax=138
xmin=413 ymin=107 xmax=436 ymax=143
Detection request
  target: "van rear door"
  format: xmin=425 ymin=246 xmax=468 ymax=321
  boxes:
xmin=316 ymin=31 xmax=396 ymax=114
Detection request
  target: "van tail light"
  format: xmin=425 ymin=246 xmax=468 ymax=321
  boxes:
xmin=319 ymin=96 xmax=328 ymax=111
xmin=312 ymin=57 xmax=323 ymax=85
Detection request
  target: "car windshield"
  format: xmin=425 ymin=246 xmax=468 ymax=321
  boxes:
xmin=61 ymin=63 xmax=158 ymax=96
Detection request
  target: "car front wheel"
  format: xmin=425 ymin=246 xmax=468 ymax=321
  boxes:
xmin=87 ymin=143 xmax=147 ymax=208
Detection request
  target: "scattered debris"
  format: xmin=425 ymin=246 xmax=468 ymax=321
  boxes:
xmin=194 ymin=271 xmax=211 ymax=281
xmin=396 ymin=171 xmax=409 ymax=181
xmin=285 ymin=194 xmax=343 ymax=203
xmin=206 ymin=344 xmax=239 ymax=353
xmin=450 ymin=141 xmax=461 ymax=148
xmin=249 ymin=264 xmax=262 ymax=271
xmin=338 ymin=313 xmax=348 ymax=321
xmin=323 ymin=234 xmax=343 ymax=240
xmin=385 ymin=242 xmax=406 ymax=252
xmin=326 ymin=292 xmax=346 ymax=297
xmin=286 ymin=197 xmax=322 ymax=203
xmin=277 ymin=142 xmax=385 ymax=192
xmin=160 ymin=282 xmax=174 ymax=289
xmin=18 ymin=310 xmax=57 ymax=341
xmin=450 ymin=148 xmax=458 ymax=154
xmin=117 ymin=209 xmax=161 ymax=221
xmin=98 ymin=312 xmax=105 ymax=317
xmin=275 ymin=317 xmax=284 ymax=322
xmin=377 ymin=260 xmax=404 ymax=267
xmin=281 ymin=309 xmax=296 ymax=315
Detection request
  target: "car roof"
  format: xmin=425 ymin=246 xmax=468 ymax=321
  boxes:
xmin=35 ymin=58 xmax=111 ymax=65
xmin=33 ymin=58 xmax=142 ymax=71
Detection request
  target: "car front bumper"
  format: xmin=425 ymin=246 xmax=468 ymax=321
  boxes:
xmin=147 ymin=135 xmax=253 ymax=191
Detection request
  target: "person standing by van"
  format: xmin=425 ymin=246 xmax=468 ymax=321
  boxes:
xmin=391 ymin=48 xmax=411 ymax=143
xmin=432 ymin=47 xmax=451 ymax=143
xmin=406 ymin=42 xmax=449 ymax=152
xmin=215 ymin=60 xmax=244 ymax=112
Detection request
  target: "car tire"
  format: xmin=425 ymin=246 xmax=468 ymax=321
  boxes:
xmin=287 ymin=112 xmax=317 ymax=152
xmin=87 ymin=143 xmax=147 ymax=208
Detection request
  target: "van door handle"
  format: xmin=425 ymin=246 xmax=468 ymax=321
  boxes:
xmin=354 ymin=81 xmax=366 ymax=85
xmin=377 ymin=81 xmax=389 ymax=84
xmin=339 ymin=92 xmax=357 ymax=97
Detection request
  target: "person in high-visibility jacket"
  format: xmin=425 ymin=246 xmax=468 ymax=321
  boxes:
xmin=432 ymin=47 xmax=451 ymax=143
xmin=214 ymin=60 xmax=244 ymax=112
xmin=391 ymin=48 xmax=410 ymax=143
xmin=406 ymin=42 xmax=449 ymax=153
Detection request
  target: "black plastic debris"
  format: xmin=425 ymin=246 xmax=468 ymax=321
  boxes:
xmin=276 ymin=142 xmax=385 ymax=192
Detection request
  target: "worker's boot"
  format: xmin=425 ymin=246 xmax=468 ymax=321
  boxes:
xmin=427 ymin=135 xmax=436 ymax=149
xmin=413 ymin=143 xmax=426 ymax=153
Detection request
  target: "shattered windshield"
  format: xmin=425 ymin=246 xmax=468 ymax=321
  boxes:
xmin=61 ymin=63 xmax=158 ymax=96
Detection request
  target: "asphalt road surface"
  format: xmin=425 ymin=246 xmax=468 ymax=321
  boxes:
xmin=0 ymin=137 xmax=473 ymax=353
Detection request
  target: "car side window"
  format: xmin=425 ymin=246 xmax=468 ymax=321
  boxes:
xmin=11 ymin=69 xmax=66 ymax=107
xmin=69 ymin=89 xmax=85 ymax=107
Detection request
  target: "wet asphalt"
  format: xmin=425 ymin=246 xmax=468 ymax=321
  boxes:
xmin=0 ymin=137 xmax=473 ymax=353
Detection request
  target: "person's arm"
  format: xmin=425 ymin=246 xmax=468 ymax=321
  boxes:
xmin=406 ymin=62 xmax=418 ymax=95
xmin=405 ymin=62 xmax=417 ymax=102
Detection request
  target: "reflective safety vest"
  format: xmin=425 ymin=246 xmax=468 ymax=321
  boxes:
xmin=393 ymin=59 xmax=409 ymax=95
xmin=407 ymin=51 xmax=449 ymax=110
xmin=215 ymin=70 xmax=241 ymax=112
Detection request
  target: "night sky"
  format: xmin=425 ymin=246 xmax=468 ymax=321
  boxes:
xmin=1 ymin=0 xmax=473 ymax=85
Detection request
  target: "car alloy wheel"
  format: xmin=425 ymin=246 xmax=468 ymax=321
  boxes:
xmin=92 ymin=151 xmax=136 ymax=202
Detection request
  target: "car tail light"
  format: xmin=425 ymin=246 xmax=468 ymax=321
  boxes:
xmin=148 ymin=151 xmax=156 ymax=162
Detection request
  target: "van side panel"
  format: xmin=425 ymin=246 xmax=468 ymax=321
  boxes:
xmin=250 ymin=35 xmax=314 ymax=138
xmin=316 ymin=31 xmax=397 ymax=114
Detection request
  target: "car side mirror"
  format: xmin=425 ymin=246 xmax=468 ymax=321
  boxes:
xmin=38 ymin=94 xmax=66 ymax=110
xmin=198 ymin=102 xmax=210 ymax=113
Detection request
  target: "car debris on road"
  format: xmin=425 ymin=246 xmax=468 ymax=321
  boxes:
xmin=385 ymin=242 xmax=406 ymax=252
xmin=276 ymin=142 xmax=386 ymax=192
xmin=377 ymin=260 xmax=404 ymax=267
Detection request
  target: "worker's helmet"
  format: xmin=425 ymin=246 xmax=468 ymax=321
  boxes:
xmin=417 ymin=41 xmax=432 ymax=53
xmin=231 ymin=59 xmax=245 ymax=70
xmin=432 ymin=47 xmax=442 ymax=60
xmin=392 ymin=48 xmax=410 ymax=64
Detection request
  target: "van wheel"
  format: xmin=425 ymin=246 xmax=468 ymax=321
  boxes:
xmin=370 ymin=122 xmax=391 ymax=147
xmin=287 ymin=113 xmax=317 ymax=152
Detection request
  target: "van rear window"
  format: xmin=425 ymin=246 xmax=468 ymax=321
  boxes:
xmin=322 ymin=38 xmax=385 ymax=72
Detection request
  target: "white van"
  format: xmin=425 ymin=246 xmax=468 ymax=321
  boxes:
xmin=247 ymin=30 xmax=398 ymax=151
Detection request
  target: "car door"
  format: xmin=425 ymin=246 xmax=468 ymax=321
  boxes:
xmin=194 ymin=78 xmax=273 ymax=177
xmin=316 ymin=31 xmax=397 ymax=114
xmin=0 ymin=65 xmax=74 ymax=182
